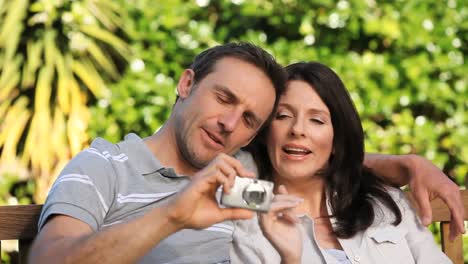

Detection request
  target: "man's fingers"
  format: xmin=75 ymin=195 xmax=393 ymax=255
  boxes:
xmin=220 ymin=208 xmax=254 ymax=221
xmin=222 ymin=155 xmax=255 ymax=178
xmin=449 ymin=215 xmax=458 ymax=241
xmin=448 ymin=213 xmax=465 ymax=241
xmin=448 ymin=206 xmax=465 ymax=240
xmin=207 ymin=156 xmax=247 ymax=193
xmin=414 ymin=190 xmax=433 ymax=226
xmin=217 ymin=162 xmax=238 ymax=193
xmin=439 ymin=189 xmax=466 ymax=240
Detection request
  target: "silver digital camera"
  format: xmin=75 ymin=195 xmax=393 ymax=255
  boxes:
xmin=221 ymin=176 xmax=274 ymax=212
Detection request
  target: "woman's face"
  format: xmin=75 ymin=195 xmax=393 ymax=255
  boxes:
xmin=266 ymin=80 xmax=334 ymax=181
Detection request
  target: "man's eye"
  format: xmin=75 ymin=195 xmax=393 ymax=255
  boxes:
xmin=244 ymin=117 xmax=254 ymax=128
xmin=216 ymin=94 xmax=229 ymax=104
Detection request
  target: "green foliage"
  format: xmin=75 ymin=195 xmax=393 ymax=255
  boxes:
xmin=1 ymin=0 xmax=466 ymax=262
xmin=87 ymin=3 xmax=466 ymax=259
xmin=465 ymin=233 xmax=468 ymax=261
xmin=89 ymin=0 xmax=467 ymax=185
xmin=88 ymin=0 xmax=213 ymax=140
xmin=0 ymin=173 xmax=35 ymax=205
xmin=0 ymin=0 xmax=130 ymax=203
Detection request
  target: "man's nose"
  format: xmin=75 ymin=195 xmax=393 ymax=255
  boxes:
xmin=219 ymin=109 xmax=243 ymax=133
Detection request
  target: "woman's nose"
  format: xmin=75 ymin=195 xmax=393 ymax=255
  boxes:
xmin=290 ymin=118 xmax=305 ymax=137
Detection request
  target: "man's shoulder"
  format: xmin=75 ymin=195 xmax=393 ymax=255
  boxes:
xmin=89 ymin=136 xmax=119 ymax=151
xmin=233 ymin=149 xmax=258 ymax=177
xmin=64 ymin=134 xmax=145 ymax=174
xmin=72 ymin=137 xmax=124 ymax=167
xmin=89 ymin=133 xmax=140 ymax=154
xmin=233 ymin=149 xmax=253 ymax=161
xmin=83 ymin=133 xmax=147 ymax=163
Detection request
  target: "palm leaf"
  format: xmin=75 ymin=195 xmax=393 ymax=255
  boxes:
xmin=80 ymin=25 xmax=130 ymax=59
xmin=0 ymin=103 xmax=31 ymax=164
xmin=0 ymin=0 xmax=7 ymax=15
xmin=55 ymin=53 xmax=71 ymax=113
xmin=0 ymin=97 xmax=29 ymax=149
xmin=51 ymin=106 xmax=68 ymax=161
xmin=0 ymin=55 xmax=22 ymax=100
xmin=0 ymin=98 xmax=12 ymax=122
xmin=1 ymin=0 xmax=129 ymax=203
xmin=34 ymin=66 xmax=53 ymax=113
xmin=72 ymin=58 xmax=108 ymax=98
xmin=86 ymin=40 xmax=120 ymax=79
xmin=0 ymin=0 xmax=27 ymax=47
xmin=21 ymin=40 xmax=44 ymax=88
xmin=68 ymin=77 xmax=89 ymax=155
xmin=43 ymin=30 xmax=57 ymax=67
xmin=85 ymin=0 xmax=123 ymax=30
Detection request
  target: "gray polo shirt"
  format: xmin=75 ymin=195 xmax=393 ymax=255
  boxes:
xmin=38 ymin=133 xmax=256 ymax=264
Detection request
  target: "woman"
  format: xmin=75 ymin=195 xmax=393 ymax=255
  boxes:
xmin=231 ymin=62 xmax=451 ymax=263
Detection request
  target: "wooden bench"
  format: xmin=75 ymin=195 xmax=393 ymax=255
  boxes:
xmin=0 ymin=191 xmax=467 ymax=264
xmin=405 ymin=190 xmax=468 ymax=264
xmin=0 ymin=204 xmax=42 ymax=264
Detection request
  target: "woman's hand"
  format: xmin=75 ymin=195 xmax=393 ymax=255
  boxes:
xmin=259 ymin=185 xmax=303 ymax=264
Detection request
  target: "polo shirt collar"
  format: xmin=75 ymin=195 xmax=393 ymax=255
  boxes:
xmin=120 ymin=133 xmax=167 ymax=176
xmin=121 ymin=133 xmax=186 ymax=178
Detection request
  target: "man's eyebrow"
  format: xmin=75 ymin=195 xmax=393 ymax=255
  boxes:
xmin=213 ymin=84 xmax=239 ymax=104
xmin=213 ymin=84 xmax=263 ymax=128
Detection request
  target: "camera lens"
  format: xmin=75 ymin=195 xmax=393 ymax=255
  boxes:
xmin=242 ymin=180 xmax=266 ymax=206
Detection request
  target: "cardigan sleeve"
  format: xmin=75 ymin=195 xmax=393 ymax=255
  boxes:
xmin=231 ymin=215 xmax=283 ymax=264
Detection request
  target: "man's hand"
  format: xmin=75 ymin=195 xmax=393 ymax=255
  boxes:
xmin=405 ymin=154 xmax=465 ymax=240
xmin=163 ymin=153 xmax=255 ymax=230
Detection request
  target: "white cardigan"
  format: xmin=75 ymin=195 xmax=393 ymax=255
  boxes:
xmin=230 ymin=187 xmax=452 ymax=264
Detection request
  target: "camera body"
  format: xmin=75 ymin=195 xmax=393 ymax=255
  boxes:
xmin=221 ymin=176 xmax=274 ymax=212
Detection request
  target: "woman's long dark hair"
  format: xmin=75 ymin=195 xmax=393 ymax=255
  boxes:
xmin=246 ymin=62 xmax=402 ymax=238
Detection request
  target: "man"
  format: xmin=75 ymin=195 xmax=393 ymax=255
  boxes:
xmin=30 ymin=43 xmax=464 ymax=264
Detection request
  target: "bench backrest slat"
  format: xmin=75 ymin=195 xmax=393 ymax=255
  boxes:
xmin=1 ymin=191 xmax=467 ymax=263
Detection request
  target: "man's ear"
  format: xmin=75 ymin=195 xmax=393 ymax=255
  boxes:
xmin=176 ymin=69 xmax=196 ymax=99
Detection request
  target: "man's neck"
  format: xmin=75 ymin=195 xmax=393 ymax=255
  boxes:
xmin=143 ymin=121 xmax=198 ymax=176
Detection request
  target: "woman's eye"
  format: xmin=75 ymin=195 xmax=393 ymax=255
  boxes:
xmin=311 ymin=118 xmax=324 ymax=124
xmin=276 ymin=113 xmax=291 ymax=119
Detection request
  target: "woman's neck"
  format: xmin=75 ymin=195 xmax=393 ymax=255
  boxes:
xmin=273 ymin=174 xmax=328 ymax=218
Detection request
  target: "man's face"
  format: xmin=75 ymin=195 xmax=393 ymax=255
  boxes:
xmin=174 ymin=57 xmax=276 ymax=169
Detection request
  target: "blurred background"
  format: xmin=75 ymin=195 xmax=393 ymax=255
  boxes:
xmin=0 ymin=0 xmax=466 ymax=262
